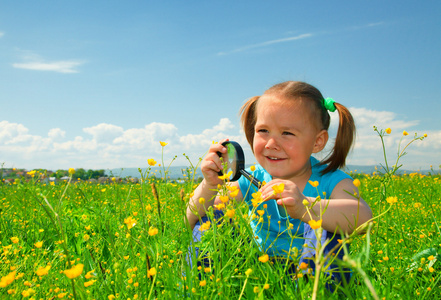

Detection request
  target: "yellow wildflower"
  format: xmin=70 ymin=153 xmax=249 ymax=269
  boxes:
xmin=386 ymin=196 xmax=398 ymax=204
xmin=308 ymin=180 xmax=319 ymax=188
xmin=226 ymin=209 xmax=235 ymax=218
xmin=353 ymin=179 xmax=361 ymax=187
xmin=403 ymin=130 xmax=408 ymax=136
xmin=199 ymin=280 xmax=207 ymax=287
xmin=250 ymin=165 xmax=256 ymax=172
xmin=199 ymin=221 xmax=211 ymax=232
xmin=308 ymin=219 xmax=322 ymax=230
xmin=258 ymin=254 xmax=269 ymax=263
xmin=257 ymin=210 xmax=265 ymax=216
xmin=147 ymin=267 xmax=157 ymax=278
xmin=124 ymin=216 xmax=137 ymax=230
xmin=147 ymin=159 xmax=157 ymax=166
xmin=63 ymin=264 xmax=84 ymax=279
xmin=199 ymin=197 xmax=205 ymax=204
xmin=264 ymin=283 xmax=270 ymax=289
xmin=272 ymin=183 xmax=285 ymax=194
xmin=148 ymin=227 xmax=159 ymax=236
xmin=0 ymin=271 xmax=16 ymax=287
xmin=27 ymin=170 xmax=36 ymax=176
xmin=21 ymin=288 xmax=35 ymax=297
xmin=229 ymin=188 xmax=239 ymax=198
xmin=428 ymin=255 xmax=435 ymax=261
xmin=385 ymin=128 xmax=391 ymax=134
xmin=68 ymin=168 xmax=75 ymax=175
xmin=85 ymin=270 xmax=95 ymax=279
xmin=34 ymin=241 xmax=43 ymax=248
xmin=58 ymin=293 xmax=67 ymax=298
xmin=218 ymin=171 xmax=233 ymax=180
xmin=84 ymin=279 xmax=96 ymax=287
xmin=159 ymin=141 xmax=168 ymax=147
xmin=299 ymin=262 xmax=308 ymax=270
xmin=245 ymin=268 xmax=253 ymax=276
xmin=36 ymin=265 xmax=51 ymax=276
xmin=219 ymin=195 xmax=229 ymax=203
xmin=10 ymin=237 xmax=19 ymax=244
xmin=253 ymin=286 xmax=260 ymax=293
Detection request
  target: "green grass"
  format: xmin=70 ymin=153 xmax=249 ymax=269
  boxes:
xmin=1 ymin=130 xmax=440 ymax=299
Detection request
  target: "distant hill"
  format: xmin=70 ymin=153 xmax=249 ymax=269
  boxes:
xmin=105 ymin=164 xmax=436 ymax=179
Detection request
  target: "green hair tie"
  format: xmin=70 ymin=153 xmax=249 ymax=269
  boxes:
xmin=323 ymin=97 xmax=336 ymax=112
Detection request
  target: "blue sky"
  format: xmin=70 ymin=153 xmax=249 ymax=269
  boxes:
xmin=1 ymin=1 xmax=440 ymax=171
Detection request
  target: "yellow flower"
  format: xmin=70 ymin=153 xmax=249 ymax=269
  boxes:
xmin=63 ymin=264 xmax=84 ymax=279
xmin=58 ymin=293 xmax=67 ymax=298
xmin=272 ymin=183 xmax=285 ymax=194
xmin=302 ymin=199 xmax=310 ymax=206
xmin=299 ymin=262 xmax=308 ymax=270
xmin=353 ymin=179 xmax=361 ymax=187
xmin=36 ymin=265 xmax=51 ymax=276
xmin=219 ymin=195 xmax=229 ymax=203
xmin=83 ymin=234 xmax=90 ymax=241
xmin=21 ymin=288 xmax=35 ymax=297
xmin=218 ymin=171 xmax=233 ymax=180
xmin=199 ymin=197 xmax=205 ymax=204
xmin=253 ymin=286 xmax=260 ymax=293
xmin=428 ymin=255 xmax=435 ymax=261
xmin=423 ymin=133 xmax=427 ymax=137
xmin=34 ymin=241 xmax=43 ymax=248
xmin=147 ymin=159 xmax=157 ymax=166
xmin=386 ymin=196 xmax=398 ymax=204
xmin=10 ymin=237 xmax=19 ymax=244
xmin=385 ymin=128 xmax=392 ymax=134
xmin=257 ymin=210 xmax=265 ymax=216
xmin=0 ymin=271 xmax=16 ymax=288
xmin=148 ymin=227 xmax=159 ymax=236
xmin=159 ymin=141 xmax=168 ymax=147
xmin=258 ymin=254 xmax=269 ymax=263
xmin=308 ymin=219 xmax=322 ymax=230
xmin=226 ymin=209 xmax=235 ymax=218
xmin=429 ymin=267 xmax=435 ymax=273
xmin=27 ymin=170 xmax=36 ymax=176
xmin=229 ymin=188 xmax=239 ymax=198
xmin=245 ymin=268 xmax=253 ymax=276
xmin=84 ymin=279 xmax=96 ymax=287
xmin=124 ymin=216 xmax=137 ymax=230
xmin=403 ymin=130 xmax=408 ymax=136
xmin=108 ymin=295 xmax=116 ymax=300
xmin=199 ymin=221 xmax=211 ymax=232
xmin=308 ymin=180 xmax=319 ymax=188
xmin=250 ymin=165 xmax=256 ymax=172
xmin=147 ymin=267 xmax=157 ymax=278
xmin=264 ymin=283 xmax=270 ymax=289
xmin=68 ymin=168 xmax=75 ymax=175
xmin=199 ymin=280 xmax=206 ymax=287
xmin=85 ymin=270 xmax=95 ymax=279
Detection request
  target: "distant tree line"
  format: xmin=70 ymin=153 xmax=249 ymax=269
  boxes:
xmin=53 ymin=168 xmax=107 ymax=180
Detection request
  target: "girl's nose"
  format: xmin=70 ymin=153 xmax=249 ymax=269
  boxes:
xmin=265 ymin=138 xmax=280 ymax=150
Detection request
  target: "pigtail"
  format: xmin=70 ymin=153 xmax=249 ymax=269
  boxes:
xmin=321 ymin=102 xmax=356 ymax=174
xmin=239 ymin=96 xmax=260 ymax=151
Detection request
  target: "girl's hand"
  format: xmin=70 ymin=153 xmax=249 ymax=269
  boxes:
xmin=259 ymin=179 xmax=307 ymax=220
xmin=200 ymin=139 xmax=229 ymax=187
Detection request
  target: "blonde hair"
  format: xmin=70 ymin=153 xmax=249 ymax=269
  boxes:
xmin=239 ymin=81 xmax=355 ymax=174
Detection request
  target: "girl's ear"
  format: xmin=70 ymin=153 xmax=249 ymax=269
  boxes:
xmin=312 ymin=130 xmax=328 ymax=153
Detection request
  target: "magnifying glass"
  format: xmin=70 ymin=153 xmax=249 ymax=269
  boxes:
xmin=217 ymin=141 xmax=262 ymax=188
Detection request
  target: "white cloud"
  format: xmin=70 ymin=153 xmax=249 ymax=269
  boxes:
xmin=218 ymin=33 xmax=313 ymax=55
xmin=12 ymin=60 xmax=84 ymax=73
xmin=48 ymin=128 xmax=66 ymax=139
xmin=0 ymin=31 xmax=4 ymax=38
xmin=0 ymin=110 xmax=439 ymax=171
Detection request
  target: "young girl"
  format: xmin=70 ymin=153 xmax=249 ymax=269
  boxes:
xmin=186 ymin=81 xmax=372 ymax=284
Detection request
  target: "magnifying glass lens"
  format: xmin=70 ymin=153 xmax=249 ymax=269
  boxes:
xmin=224 ymin=143 xmax=238 ymax=180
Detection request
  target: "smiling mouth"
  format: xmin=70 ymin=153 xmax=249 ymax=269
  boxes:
xmin=266 ymin=156 xmax=285 ymax=161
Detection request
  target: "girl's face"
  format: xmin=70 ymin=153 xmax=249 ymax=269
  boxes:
xmin=253 ymin=94 xmax=328 ymax=182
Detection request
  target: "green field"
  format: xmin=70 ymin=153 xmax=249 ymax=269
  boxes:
xmin=1 ymin=130 xmax=440 ymax=299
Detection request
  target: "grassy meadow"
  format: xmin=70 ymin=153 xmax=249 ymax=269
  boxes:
xmin=1 ymin=129 xmax=440 ymax=299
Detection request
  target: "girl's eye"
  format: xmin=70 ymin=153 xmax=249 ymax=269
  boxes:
xmin=257 ymin=129 xmax=268 ymax=133
xmin=282 ymin=131 xmax=294 ymax=136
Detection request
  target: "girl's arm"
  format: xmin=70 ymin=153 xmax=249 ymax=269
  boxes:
xmin=260 ymin=178 xmax=372 ymax=234
xmin=304 ymin=178 xmax=372 ymax=234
